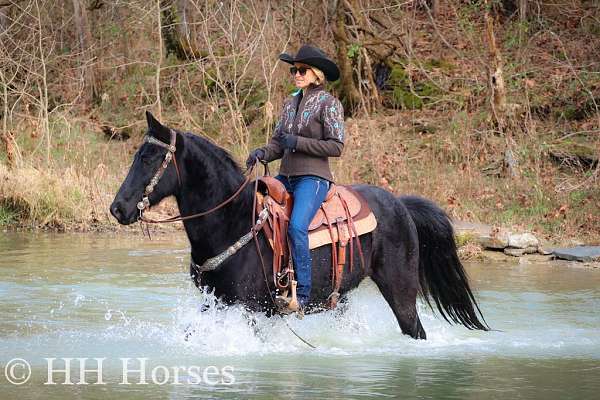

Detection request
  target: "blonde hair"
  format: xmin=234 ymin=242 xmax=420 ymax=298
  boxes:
xmin=310 ymin=67 xmax=325 ymax=85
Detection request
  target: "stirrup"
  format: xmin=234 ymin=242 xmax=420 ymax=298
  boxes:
xmin=274 ymin=280 xmax=299 ymax=314
xmin=274 ymin=295 xmax=299 ymax=314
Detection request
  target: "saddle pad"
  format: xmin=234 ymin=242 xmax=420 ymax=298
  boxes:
xmin=308 ymin=186 xmax=362 ymax=231
xmin=308 ymin=211 xmax=376 ymax=249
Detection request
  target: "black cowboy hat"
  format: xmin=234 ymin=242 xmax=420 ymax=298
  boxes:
xmin=279 ymin=44 xmax=340 ymax=82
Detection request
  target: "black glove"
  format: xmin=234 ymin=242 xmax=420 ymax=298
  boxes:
xmin=245 ymin=148 xmax=265 ymax=169
xmin=275 ymin=133 xmax=298 ymax=150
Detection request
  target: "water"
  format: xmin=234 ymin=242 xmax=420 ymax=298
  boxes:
xmin=1 ymin=232 xmax=599 ymax=399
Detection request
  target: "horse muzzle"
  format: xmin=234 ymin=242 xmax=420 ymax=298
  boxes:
xmin=110 ymin=200 xmax=138 ymax=225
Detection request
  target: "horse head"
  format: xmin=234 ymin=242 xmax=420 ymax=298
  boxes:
xmin=110 ymin=111 xmax=182 ymax=225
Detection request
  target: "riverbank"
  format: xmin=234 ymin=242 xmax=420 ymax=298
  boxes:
xmin=1 ymin=112 xmax=598 ymax=247
xmin=2 ymin=2 xmax=598 ymax=244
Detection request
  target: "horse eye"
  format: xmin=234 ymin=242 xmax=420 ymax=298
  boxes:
xmin=141 ymin=154 xmax=153 ymax=165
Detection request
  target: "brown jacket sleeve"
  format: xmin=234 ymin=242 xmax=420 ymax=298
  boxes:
xmin=261 ymin=133 xmax=284 ymax=162
xmin=295 ymin=96 xmax=345 ymax=157
xmin=295 ymin=136 xmax=343 ymax=157
xmin=259 ymin=102 xmax=288 ymax=162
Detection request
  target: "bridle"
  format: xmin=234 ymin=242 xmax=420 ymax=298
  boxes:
xmin=137 ymin=129 xmax=253 ymax=224
xmin=136 ymin=129 xmax=181 ymax=213
xmin=135 ymin=130 xmax=315 ymax=348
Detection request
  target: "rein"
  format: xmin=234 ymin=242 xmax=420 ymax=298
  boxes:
xmin=137 ymin=129 xmax=253 ymax=224
xmin=137 ymin=132 xmax=316 ymax=349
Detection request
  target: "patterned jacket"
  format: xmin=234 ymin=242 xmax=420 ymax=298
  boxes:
xmin=260 ymin=83 xmax=345 ymax=182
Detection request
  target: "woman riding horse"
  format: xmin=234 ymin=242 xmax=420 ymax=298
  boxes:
xmin=246 ymin=44 xmax=345 ymax=314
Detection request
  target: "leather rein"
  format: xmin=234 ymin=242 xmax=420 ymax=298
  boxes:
xmin=137 ymin=129 xmax=253 ymax=224
xmin=136 ymin=130 xmax=316 ymax=349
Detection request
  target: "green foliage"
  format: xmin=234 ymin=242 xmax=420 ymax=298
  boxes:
xmin=105 ymin=23 xmax=121 ymax=38
xmin=386 ymin=63 xmax=440 ymax=110
xmin=497 ymin=185 xmax=553 ymax=227
xmin=0 ymin=203 xmax=19 ymax=226
xmin=569 ymin=190 xmax=587 ymax=206
xmin=423 ymin=58 xmax=456 ymax=72
xmin=455 ymin=231 xmax=477 ymax=247
xmin=347 ymin=43 xmax=361 ymax=59
xmin=504 ymin=20 xmax=531 ymax=50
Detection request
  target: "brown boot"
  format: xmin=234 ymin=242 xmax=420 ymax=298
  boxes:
xmin=274 ymin=280 xmax=300 ymax=314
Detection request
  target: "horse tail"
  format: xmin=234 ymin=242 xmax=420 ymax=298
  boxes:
xmin=398 ymin=195 xmax=490 ymax=331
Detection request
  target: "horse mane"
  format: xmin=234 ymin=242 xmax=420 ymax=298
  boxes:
xmin=181 ymin=131 xmax=243 ymax=178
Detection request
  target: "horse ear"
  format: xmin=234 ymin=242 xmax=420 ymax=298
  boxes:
xmin=146 ymin=111 xmax=161 ymax=130
xmin=145 ymin=111 xmax=170 ymax=142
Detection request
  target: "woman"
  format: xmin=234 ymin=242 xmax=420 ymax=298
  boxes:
xmin=246 ymin=44 xmax=345 ymax=313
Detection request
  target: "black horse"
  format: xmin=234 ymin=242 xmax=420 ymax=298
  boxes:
xmin=110 ymin=112 xmax=489 ymax=340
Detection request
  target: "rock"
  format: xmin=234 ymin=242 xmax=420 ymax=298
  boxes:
xmin=549 ymin=141 xmax=598 ymax=170
xmin=552 ymin=246 xmax=600 ymax=262
xmin=482 ymin=250 xmax=512 ymax=263
xmin=518 ymin=257 xmax=530 ymax=265
xmin=479 ymin=232 xmax=509 ymax=249
xmin=504 ymin=248 xmax=525 ymax=257
xmin=101 ymin=125 xmax=131 ymax=141
xmin=537 ymin=245 xmax=554 ymax=255
xmin=453 ymin=221 xmax=507 ymax=249
xmin=453 ymin=221 xmax=541 ymax=251
xmin=504 ymin=246 xmax=539 ymax=257
xmin=507 ymin=232 xmax=539 ymax=249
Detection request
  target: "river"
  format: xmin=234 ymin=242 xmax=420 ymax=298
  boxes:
xmin=1 ymin=232 xmax=599 ymax=399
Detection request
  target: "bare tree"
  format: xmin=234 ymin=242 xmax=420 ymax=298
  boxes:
xmin=484 ymin=5 xmax=518 ymax=179
xmin=72 ymin=0 xmax=99 ymax=104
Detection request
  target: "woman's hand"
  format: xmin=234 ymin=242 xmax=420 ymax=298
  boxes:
xmin=246 ymin=149 xmax=265 ymax=169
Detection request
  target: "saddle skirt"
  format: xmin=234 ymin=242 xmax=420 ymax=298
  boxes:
xmin=256 ymin=176 xmax=377 ymax=249
xmin=255 ymin=176 xmax=377 ymax=308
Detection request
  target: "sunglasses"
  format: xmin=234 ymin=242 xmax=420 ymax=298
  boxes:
xmin=290 ymin=66 xmax=309 ymax=76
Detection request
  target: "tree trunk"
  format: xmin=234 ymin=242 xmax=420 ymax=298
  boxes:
xmin=161 ymin=0 xmax=204 ymax=60
xmin=72 ymin=0 xmax=99 ymax=104
xmin=332 ymin=2 xmax=361 ymax=113
xmin=332 ymin=0 xmax=384 ymax=114
xmin=0 ymin=5 xmax=8 ymax=34
xmin=485 ymin=13 xmax=506 ymax=129
xmin=346 ymin=0 xmax=380 ymax=111
xmin=431 ymin=0 xmax=439 ymax=17
xmin=519 ymin=0 xmax=527 ymax=22
xmin=484 ymin=12 xmax=518 ymax=179
xmin=155 ymin=0 xmax=163 ymax=120
xmin=118 ymin=5 xmax=131 ymax=74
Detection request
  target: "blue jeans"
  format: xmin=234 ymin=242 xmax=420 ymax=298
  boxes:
xmin=275 ymin=174 xmax=330 ymax=302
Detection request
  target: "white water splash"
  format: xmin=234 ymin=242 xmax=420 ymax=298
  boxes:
xmin=3 ymin=277 xmax=600 ymax=362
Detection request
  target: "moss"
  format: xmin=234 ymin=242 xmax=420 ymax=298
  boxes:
xmin=455 ymin=231 xmax=477 ymax=247
xmin=385 ymin=63 xmax=440 ymax=110
xmin=549 ymin=141 xmax=597 ymax=160
xmin=424 ymin=58 xmax=455 ymax=71
xmin=558 ymin=105 xmax=580 ymax=121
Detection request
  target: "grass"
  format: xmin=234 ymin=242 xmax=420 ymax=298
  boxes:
xmin=0 ymin=6 xmax=598 ymax=243
xmin=334 ymin=110 xmax=600 ymax=245
xmin=0 ymin=114 xmax=132 ymax=230
xmin=0 ymin=204 xmax=19 ymax=226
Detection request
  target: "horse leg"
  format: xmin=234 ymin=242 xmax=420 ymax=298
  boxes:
xmin=370 ymin=202 xmax=426 ymax=339
xmin=372 ymin=275 xmax=427 ymax=339
xmin=371 ymin=267 xmax=426 ymax=339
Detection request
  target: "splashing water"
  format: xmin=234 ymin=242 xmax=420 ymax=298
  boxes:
xmin=1 ymin=233 xmax=599 ymax=399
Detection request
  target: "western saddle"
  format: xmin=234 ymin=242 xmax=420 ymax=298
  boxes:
xmin=255 ymin=176 xmax=377 ymax=310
